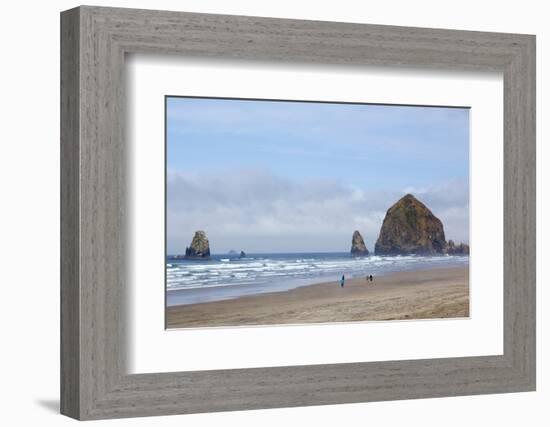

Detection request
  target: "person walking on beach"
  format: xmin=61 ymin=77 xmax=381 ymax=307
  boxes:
xmin=340 ymin=274 xmax=345 ymax=288
xmin=369 ymin=274 xmax=373 ymax=282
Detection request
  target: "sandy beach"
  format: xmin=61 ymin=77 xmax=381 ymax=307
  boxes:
xmin=166 ymin=266 xmax=469 ymax=328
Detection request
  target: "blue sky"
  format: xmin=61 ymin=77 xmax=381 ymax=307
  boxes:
xmin=166 ymin=97 xmax=469 ymax=254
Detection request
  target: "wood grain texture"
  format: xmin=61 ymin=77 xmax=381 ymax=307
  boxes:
xmin=60 ymin=5 xmax=536 ymax=420
xmin=60 ymin=7 xmax=80 ymax=419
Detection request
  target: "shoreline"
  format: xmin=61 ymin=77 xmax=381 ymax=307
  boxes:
xmin=166 ymin=265 xmax=469 ymax=328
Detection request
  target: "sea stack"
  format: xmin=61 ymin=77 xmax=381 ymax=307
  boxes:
xmin=239 ymin=250 xmax=246 ymax=258
xmin=350 ymin=230 xmax=369 ymax=256
xmin=185 ymin=230 xmax=211 ymax=259
xmin=375 ymin=194 xmax=447 ymax=255
xmin=446 ymin=240 xmax=470 ymax=255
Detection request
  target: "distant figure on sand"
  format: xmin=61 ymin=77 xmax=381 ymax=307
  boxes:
xmin=370 ymin=274 xmax=373 ymax=282
xmin=340 ymin=275 xmax=345 ymax=288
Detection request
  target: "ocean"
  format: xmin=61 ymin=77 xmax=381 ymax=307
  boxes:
xmin=166 ymin=252 xmax=469 ymax=306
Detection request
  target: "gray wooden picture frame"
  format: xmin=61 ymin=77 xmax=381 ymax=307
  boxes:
xmin=60 ymin=5 xmax=536 ymax=420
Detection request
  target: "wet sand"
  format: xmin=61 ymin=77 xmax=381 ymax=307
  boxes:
xmin=166 ymin=266 xmax=469 ymax=328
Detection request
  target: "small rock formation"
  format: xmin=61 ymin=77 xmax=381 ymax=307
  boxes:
xmin=185 ymin=230 xmax=211 ymax=259
xmin=228 ymin=249 xmax=238 ymax=256
xmin=375 ymin=194 xmax=447 ymax=255
xmin=239 ymin=250 xmax=246 ymax=258
xmin=446 ymin=240 xmax=470 ymax=255
xmin=350 ymin=230 xmax=369 ymax=256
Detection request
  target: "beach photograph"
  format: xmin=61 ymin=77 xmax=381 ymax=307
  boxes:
xmin=165 ymin=97 xmax=470 ymax=328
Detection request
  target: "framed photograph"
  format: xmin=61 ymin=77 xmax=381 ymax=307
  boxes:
xmin=164 ymin=96 xmax=472 ymax=329
xmin=61 ymin=6 xmax=535 ymax=420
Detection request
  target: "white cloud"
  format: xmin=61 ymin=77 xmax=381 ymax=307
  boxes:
xmin=167 ymin=170 xmax=469 ymax=254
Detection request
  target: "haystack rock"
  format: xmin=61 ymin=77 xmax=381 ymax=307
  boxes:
xmin=185 ymin=230 xmax=211 ymax=259
xmin=375 ymin=194 xmax=447 ymax=255
xmin=446 ymin=240 xmax=470 ymax=255
xmin=350 ymin=230 xmax=369 ymax=256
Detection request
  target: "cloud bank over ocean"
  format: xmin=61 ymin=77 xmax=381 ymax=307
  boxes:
xmin=167 ymin=169 xmax=469 ymax=254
